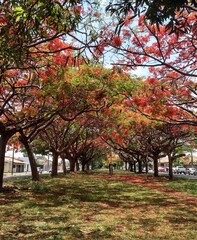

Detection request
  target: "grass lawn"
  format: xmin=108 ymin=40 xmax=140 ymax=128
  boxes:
xmin=0 ymin=170 xmax=197 ymax=240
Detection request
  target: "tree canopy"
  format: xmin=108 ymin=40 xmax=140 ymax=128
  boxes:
xmin=106 ymin=0 xmax=197 ymax=34
xmin=0 ymin=0 xmax=81 ymax=69
xmin=0 ymin=0 xmax=196 ymax=189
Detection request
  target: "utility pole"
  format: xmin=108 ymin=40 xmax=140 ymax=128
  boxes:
xmin=191 ymin=150 xmax=194 ymax=167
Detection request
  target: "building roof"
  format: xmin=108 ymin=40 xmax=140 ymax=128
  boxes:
xmin=5 ymin=156 xmax=25 ymax=165
xmin=182 ymin=155 xmax=197 ymax=165
xmin=158 ymin=156 xmax=168 ymax=163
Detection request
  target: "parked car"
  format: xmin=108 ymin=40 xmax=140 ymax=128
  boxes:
xmin=172 ymin=167 xmax=177 ymax=173
xmin=175 ymin=166 xmax=186 ymax=174
xmin=186 ymin=168 xmax=197 ymax=175
xmin=158 ymin=167 xmax=165 ymax=172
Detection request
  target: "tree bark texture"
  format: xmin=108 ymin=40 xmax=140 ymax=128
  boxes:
xmin=0 ymin=130 xmax=16 ymax=189
xmin=19 ymin=134 xmax=39 ymax=181
xmin=51 ymin=151 xmax=59 ymax=177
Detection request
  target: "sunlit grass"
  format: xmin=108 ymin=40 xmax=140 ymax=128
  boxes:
xmin=0 ymin=171 xmax=196 ymax=239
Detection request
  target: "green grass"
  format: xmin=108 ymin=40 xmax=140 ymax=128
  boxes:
xmin=164 ymin=178 xmax=197 ymax=195
xmin=0 ymin=172 xmax=197 ymax=240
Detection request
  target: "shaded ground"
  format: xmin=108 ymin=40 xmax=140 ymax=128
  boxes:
xmin=0 ymin=171 xmax=197 ymax=240
xmin=97 ymin=173 xmax=197 ymax=206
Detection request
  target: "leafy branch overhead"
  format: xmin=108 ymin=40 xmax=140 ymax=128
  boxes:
xmin=106 ymin=0 xmax=197 ymax=34
xmin=0 ymin=0 xmax=81 ymax=67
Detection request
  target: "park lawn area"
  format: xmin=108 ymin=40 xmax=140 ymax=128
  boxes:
xmin=0 ymin=171 xmax=197 ymax=240
xmin=164 ymin=178 xmax=197 ymax=196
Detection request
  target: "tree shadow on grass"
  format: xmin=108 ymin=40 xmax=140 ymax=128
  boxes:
xmin=0 ymin=173 xmax=197 ymax=240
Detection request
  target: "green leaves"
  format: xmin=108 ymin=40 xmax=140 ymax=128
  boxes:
xmin=13 ymin=6 xmax=26 ymax=22
xmin=0 ymin=0 xmax=82 ymax=68
xmin=105 ymin=0 xmax=196 ymax=34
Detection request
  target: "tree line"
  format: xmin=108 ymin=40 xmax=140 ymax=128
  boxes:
xmin=0 ymin=0 xmax=196 ymax=189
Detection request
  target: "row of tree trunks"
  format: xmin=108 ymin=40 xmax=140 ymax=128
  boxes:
xmin=124 ymin=158 xmax=160 ymax=178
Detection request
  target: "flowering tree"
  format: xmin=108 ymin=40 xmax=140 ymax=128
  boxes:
xmin=99 ymin=93 xmax=196 ymax=178
xmin=0 ymin=0 xmax=81 ymax=69
xmin=129 ymin=77 xmax=197 ymax=126
xmin=88 ymin=9 xmax=196 ymax=125
xmin=106 ymin=0 xmax=197 ymax=34
xmin=37 ymin=117 xmax=82 ymax=176
xmin=32 ymin=64 xmax=132 ymax=175
xmin=0 ymin=0 xmax=85 ymax=189
xmin=0 ymin=36 xmax=76 ymax=188
xmin=69 ymin=1 xmax=197 ymax=125
xmin=0 ymin=68 xmax=49 ymax=187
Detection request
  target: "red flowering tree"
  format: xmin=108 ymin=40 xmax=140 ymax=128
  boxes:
xmin=129 ymin=77 xmax=197 ymax=126
xmin=0 ymin=37 xmax=78 ymax=188
xmin=0 ymin=68 xmax=45 ymax=187
xmin=31 ymin=64 xmax=132 ymax=175
xmin=0 ymin=0 xmax=82 ymax=70
xmin=37 ymin=117 xmax=82 ymax=176
xmin=0 ymin=0 xmax=87 ymax=189
xmin=106 ymin=0 xmax=197 ymax=34
xmin=99 ymin=92 xmax=196 ymax=178
xmin=70 ymin=6 xmax=196 ymax=126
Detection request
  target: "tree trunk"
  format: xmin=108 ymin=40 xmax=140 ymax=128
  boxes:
xmin=0 ymin=137 xmax=7 ymax=189
xmin=91 ymin=161 xmax=93 ymax=170
xmin=125 ymin=161 xmax=128 ymax=171
xmin=138 ymin=160 xmax=142 ymax=174
xmin=168 ymin=155 xmax=173 ymax=180
xmin=19 ymin=133 xmax=39 ymax=181
xmin=144 ymin=156 xmax=148 ymax=174
xmin=86 ymin=163 xmax=90 ymax=170
xmin=0 ymin=129 xmax=17 ymax=189
xmin=145 ymin=161 xmax=148 ymax=174
xmin=61 ymin=155 xmax=67 ymax=174
xmin=51 ymin=151 xmax=58 ymax=177
xmin=0 ymin=134 xmax=10 ymax=189
xmin=153 ymin=157 xmax=159 ymax=177
xmin=109 ymin=164 xmax=113 ymax=175
xmin=130 ymin=162 xmax=134 ymax=172
xmin=82 ymin=163 xmax=85 ymax=171
xmin=76 ymin=159 xmax=80 ymax=171
xmin=69 ymin=158 xmax=75 ymax=172
xmin=134 ymin=162 xmax=137 ymax=173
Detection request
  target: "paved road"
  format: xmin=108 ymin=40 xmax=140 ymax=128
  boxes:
xmin=3 ymin=171 xmax=48 ymax=181
xmin=148 ymin=170 xmax=197 ymax=180
xmin=173 ymin=173 xmax=197 ymax=180
xmin=159 ymin=172 xmax=197 ymax=180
